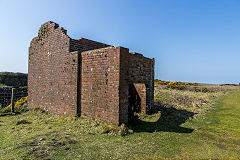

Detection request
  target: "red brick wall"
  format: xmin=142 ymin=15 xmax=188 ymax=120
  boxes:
xmin=119 ymin=47 xmax=130 ymax=123
xmin=79 ymin=46 xmax=155 ymax=124
xmin=120 ymin=50 xmax=154 ymax=119
xmin=133 ymin=83 xmax=147 ymax=113
xmin=28 ymin=21 xmax=79 ymax=115
xmin=81 ymin=47 xmax=121 ymax=124
xmin=70 ymin=38 xmax=110 ymax=52
xmin=29 ymin=21 xmax=154 ymax=124
xmin=29 ymin=22 xmax=111 ymax=116
xmin=130 ymin=53 xmax=154 ymax=113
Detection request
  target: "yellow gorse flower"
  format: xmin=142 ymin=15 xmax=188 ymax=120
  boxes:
xmin=2 ymin=96 xmax=28 ymax=112
xmin=167 ymin=81 xmax=179 ymax=88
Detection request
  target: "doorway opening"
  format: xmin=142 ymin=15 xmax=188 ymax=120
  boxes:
xmin=128 ymin=83 xmax=146 ymax=119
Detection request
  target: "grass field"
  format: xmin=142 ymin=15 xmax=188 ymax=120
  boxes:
xmin=0 ymin=84 xmax=240 ymax=159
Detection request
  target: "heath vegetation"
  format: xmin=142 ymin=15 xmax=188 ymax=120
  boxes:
xmin=0 ymin=80 xmax=239 ymax=159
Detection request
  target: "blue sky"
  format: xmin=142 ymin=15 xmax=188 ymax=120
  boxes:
xmin=0 ymin=0 xmax=240 ymax=84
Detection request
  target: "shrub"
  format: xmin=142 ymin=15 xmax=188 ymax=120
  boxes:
xmin=167 ymin=81 xmax=180 ymax=89
xmin=154 ymin=79 xmax=169 ymax=85
xmin=0 ymin=96 xmax=28 ymax=113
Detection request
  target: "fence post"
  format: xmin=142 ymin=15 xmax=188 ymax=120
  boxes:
xmin=11 ymin=88 xmax=15 ymax=113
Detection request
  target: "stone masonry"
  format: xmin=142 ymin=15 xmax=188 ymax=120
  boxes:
xmin=28 ymin=21 xmax=154 ymax=124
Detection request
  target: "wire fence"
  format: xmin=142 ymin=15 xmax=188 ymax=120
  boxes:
xmin=0 ymin=87 xmax=28 ymax=108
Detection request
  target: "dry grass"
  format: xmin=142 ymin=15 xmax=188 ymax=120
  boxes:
xmin=0 ymin=82 xmax=239 ymax=159
xmin=154 ymin=83 xmax=236 ymax=118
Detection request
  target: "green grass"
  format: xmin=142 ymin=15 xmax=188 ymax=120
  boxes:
xmin=0 ymin=89 xmax=240 ymax=159
xmin=176 ymin=88 xmax=240 ymax=159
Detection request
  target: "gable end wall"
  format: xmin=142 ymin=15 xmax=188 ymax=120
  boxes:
xmin=28 ymin=21 xmax=78 ymax=115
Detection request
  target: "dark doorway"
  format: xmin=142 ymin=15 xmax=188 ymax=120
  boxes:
xmin=128 ymin=84 xmax=141 ymax=118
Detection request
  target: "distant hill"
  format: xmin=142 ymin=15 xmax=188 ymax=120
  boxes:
xmin=0 ymin=72 xmax=27 ymax=87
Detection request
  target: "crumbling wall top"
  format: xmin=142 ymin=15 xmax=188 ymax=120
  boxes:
xmin=38 ymin=21 xmax=68 ymax=37
xmin=30 ymin=21 xmax=70 ymax=47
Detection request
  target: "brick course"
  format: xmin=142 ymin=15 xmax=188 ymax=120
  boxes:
xmin=28 ymin=21 xmax=154 ymax=124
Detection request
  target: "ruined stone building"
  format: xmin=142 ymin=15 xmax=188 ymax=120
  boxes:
xmin=28 ymin=21 xmax=154 ymax=124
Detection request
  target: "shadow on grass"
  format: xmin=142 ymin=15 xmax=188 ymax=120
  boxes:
xmin=129 ymin=105 xmax=196 ymax=133
xmin=0 ymin=112 xmax=21 ymax=117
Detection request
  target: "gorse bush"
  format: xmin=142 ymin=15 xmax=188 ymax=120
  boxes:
xmin=154 ymin=79 xmax=169 ymax=85
xmin=0 ymin=96 xmax=28 ymax=113
xmin=155 ymin=79 xmax=233 ymax=93
xmin=166 ymin=81 xmax=199 ymax=90
xmin=154 ymin=79 xmax=198 ymax=87
xmin=167 ymin=81 xmax=180 ymax=89
xmin=155 ymin=79 xmax=200 ymax=91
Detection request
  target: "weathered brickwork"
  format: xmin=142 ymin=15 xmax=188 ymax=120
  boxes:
xmin=29 ymin=21 xmax=154 ymax=124
xmin=80 ymin=47 xmax=121 ymax=124
xmin=28 ymin=22 xmax=78 ymax=115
